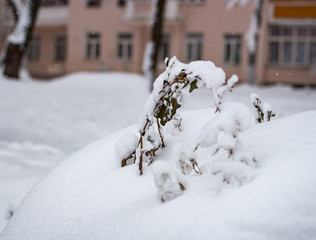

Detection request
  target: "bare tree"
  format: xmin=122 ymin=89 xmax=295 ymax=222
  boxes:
xmin=1 ymin=0 xmax=40 ymax=79
xmin=144 ymin=0 xmax=166 ymax=89
xmin=246 ymin=0 xmax=264 ymax=84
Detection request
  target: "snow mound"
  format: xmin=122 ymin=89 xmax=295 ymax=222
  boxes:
xmin=1 ymin=110 xmax=316 ymax=240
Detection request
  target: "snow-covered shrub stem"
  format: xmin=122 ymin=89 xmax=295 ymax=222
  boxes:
xmin=250 ymin=93 xmax=276 ymax=123
xmin=118 ymin=57 xmax=238 ymax=175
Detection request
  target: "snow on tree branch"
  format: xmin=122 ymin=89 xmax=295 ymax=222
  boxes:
xmin=7 ymin=0 xmax=28 ymax=44
xmin=245 ymin=0 xmax=263 ymax=54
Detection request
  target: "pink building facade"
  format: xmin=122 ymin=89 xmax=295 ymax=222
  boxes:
xmin=1 ymin=0 xmax=316 ymax=85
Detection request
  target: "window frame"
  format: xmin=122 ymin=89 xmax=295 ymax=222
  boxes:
xmin=158 ymin=33 xmax=170 ymax=64
xmin=28 ymin=35 xmax=40 ymax=61
xmin=117 ymin=33 xmax=133 ymax=61
xmin=55 ymin=34 xmax=67 ymax=62
xmin=186 ymin=33 xmax=203 ymax=62
xmin=86 ymin=32 xmax=101 ymax=60
xmin=268 ymin=25 xmax=316 ymax=67
xmin=223 ymin=33 xmax=242 ymax=66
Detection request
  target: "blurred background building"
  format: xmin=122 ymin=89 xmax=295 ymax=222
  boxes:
xmin=0 ymin=0 xmax=316 ymax=85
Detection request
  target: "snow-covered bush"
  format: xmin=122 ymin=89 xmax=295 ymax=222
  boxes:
xmin=116 ymin=57 xmax=238 ymax=175
xmin=251 ymin=93 xmax=276 ymax=123
xmin=151 ymin=161 xmax=185 ymax=202
xmin=115 ymin=56 xmax=260 ymax=202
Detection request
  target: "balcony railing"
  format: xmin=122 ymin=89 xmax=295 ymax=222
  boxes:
xmin=124 ymin=0 xmax=184 ymax=23
xmin=37 ymin=6 xmax=68 ymax=27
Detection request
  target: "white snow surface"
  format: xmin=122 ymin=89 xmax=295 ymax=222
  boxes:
xmin=0 ymin=72 xmax=149 ymax=232
xmin=1 ymin=109 xmax=316 ymax=240
xmin=1 ymin=71 xmax=316 ymax=238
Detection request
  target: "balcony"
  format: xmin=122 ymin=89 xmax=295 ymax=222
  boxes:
xmin=37 ymin=5 xmax=68 ymax=27
xmin=124 ymin=0 xmax=184 ymax=23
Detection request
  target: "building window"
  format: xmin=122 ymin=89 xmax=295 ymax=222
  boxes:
xmin=117 ymin=33 xmax=133 ymax=61
xmin=186 ymin=33 xmax=203 ymax=62
xmin=223 ymin=33 xmax=242 ymax=65
xmin=55 ymin=35 xmax=67 ymax=61
xmin=268 ymin=25 xmax=316 ymax=66
xmin=159 ymin=33 xmax=170 ymax=63
xmin=86 ymin=32 xmax=100 ymax=60
xmin=28 ymin=35 xmax=40 ymax=61
xmin=224 ymin=34 xmax=242 ymax=65
xmin=87 ymin=0 xmax=101 ymax=7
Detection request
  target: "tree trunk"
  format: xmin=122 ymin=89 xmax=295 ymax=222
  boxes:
xmin=3 ymin=44 xmax=24 ymax=79
xmin=246 ymin=0 xmax=263 ymax=84
xmin=24 ymin=0 xmax=40 ymax=50
xmin=149 ymin=0 xmax=166 ymax=88
xmin=2 ymin=0 xmax=40 ymax=79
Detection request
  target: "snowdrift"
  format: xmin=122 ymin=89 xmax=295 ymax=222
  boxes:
xmin=1 ymin=109 xmax=316 ymax=240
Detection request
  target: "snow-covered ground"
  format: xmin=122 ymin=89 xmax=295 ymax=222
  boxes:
xmin=0 ymin=71 xmax=316 ymax=235
xmin=0 ymin=72 xmax=149 ymax=231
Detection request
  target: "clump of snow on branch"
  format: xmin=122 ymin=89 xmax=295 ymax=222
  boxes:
xmin=251 ymin=93 xmax=276 ymax=123
xmin=212 ymin=160 xmax=255 ymax=185
xmin=7 ymin=0 xmax=31 ymax=44
xmin=196 ymin=102 xmax=257 ymax=185
xmin=173 ymin=143 xmax=199 ymax=175
xmin=151 ymin=161 xmax=185 ymax=202
xmin=115 ymin=133 xmax=139 ymax=166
